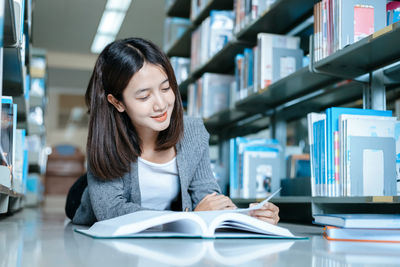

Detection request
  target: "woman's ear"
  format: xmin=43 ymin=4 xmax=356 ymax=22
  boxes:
xmin=107 ymin=94 xmax=125 ymax=113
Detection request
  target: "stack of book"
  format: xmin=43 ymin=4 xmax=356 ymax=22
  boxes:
xmin=190 ymin=11 xmax=234 ymax=71
xmin=163 ymin=17 xmax=191 ymax=52
xmin=187 ymin=73 xmax=234 ymax=119
xmin=314 ymin=214 xmax=400 ymax=242
xmin=313 ymin=0 xmax=386 ymax=61
xmin=234 ymin=33 xmax=303 ymax=102
xmin=307 ymin=107 xmax=398 ymax=197
xmin=233 ymin=0 xmax=277 ymax=34
xmin=170 ymin=57 xmax=190 ymax=86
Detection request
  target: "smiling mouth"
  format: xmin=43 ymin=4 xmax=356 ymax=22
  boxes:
xmin=151 ymin=112 xmax=168 ymax=122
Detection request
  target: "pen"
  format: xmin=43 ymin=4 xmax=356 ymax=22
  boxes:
xmin=252 ymin=187 xmax=282 ymax=210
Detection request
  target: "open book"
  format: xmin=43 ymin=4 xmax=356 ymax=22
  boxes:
xmin=75 ymin=210 xmax=305 ymax=239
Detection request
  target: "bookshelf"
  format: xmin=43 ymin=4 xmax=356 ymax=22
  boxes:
xmin=0 ymin=0 xmax=41 ymax=214
xmin=191 ymin=0 xmax=233 ymax=26
xmin=165 ymin=1 xmax=400 ymax=222
xmin=166 ymin=25 xmax=193 ymax=58
xmin=3 ymin=46 xmax=24 ymax=95
xmin=178 ymin=40 xmax=251 ymax=96
xmin=313 ymin=23 xmax=400 ymax=79
xmin=235 ymin=0 xmax=314 ymax=42
xmin=3 ymin=0 xmax=17 ymax=45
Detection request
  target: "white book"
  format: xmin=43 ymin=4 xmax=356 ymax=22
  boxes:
xmin=257 ymin=33 xmax=300 ymax=89
xmin=341 ymin=115 xmax=396 ymax=196
xmin=75 ymin=210 xmax=304 ymax=239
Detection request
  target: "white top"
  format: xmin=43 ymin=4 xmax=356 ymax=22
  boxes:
xmin=138 ymin=156 xmax=180 ymax=210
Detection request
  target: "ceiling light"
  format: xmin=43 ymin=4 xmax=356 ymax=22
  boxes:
xmin=106 ymin=0 xmax=132 ymax=11
xmin=98 ymin=10 xmax=126 ymax=35
xmin=91 ymin=34 xmax=115 ymax=54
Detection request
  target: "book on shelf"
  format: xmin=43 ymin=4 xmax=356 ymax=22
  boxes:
xmin=170 ymin=57 xmax=190 ymax=85
xmin=313 ymin=0 xmax=387 ymax=61
xmin=286 ymin=154 xmax=310 ymax=179
xmin=233 ymin=0 xmax=277 ymax=34
xmin=324 ymin=226 xmax=400 ymax=243
xmin=187 ymin=73 xmax=234 ymax=119
xmin=387 ymin=1 xmax=400 ymax=25
xmin=75 ymin=210 xmax=305 ymax=239
xmin=163 ymin=17 xmax=191 ymax=52
xmin=190 ymin=10 xmax=234 ymax=71
xmin=308 ymin=107 xmax=397 ymax=197
xmin=256 ymin=33 xmax=302 ymax=89
xmin=229 ymin=137 xmax=282 ymax=199
xmin=339 ymin=114 xmax=397 ymax=196
xmin=209 ymin=10 xmax=234 ymax=57
xmin=13 ymin=129 xmax=26 ymax=194
xmin=314 ymin=214 xmax=400 ymax=228
xmin=0 ymin=97 xmax=17 ymax=189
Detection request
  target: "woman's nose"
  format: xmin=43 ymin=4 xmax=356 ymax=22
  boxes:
xmin=153 ymin=92 xmax=166 ymax=111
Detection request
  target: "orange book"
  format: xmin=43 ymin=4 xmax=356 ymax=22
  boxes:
xmin=324 ymin=226 xmax=400 ymax=243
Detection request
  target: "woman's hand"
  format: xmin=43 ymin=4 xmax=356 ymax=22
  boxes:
xmin=194 ymin=192 xmax=237 ymax=211
xmin=249 ymin=202 xmax=280 ymax=225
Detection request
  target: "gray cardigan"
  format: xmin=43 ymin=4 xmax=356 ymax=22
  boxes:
xmin=72 ymin=116 xmax=221 ymax=225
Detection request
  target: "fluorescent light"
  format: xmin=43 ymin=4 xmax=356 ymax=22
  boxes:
xmin=91 ymin=0 xmax=132 ymax=54
xmin=98 ymin=10 xmax=126 ymax=35
xmin=106 ymin=0 xmax=131 ymax=11
xmin=91 ymin=34 xmax=115 ymax=54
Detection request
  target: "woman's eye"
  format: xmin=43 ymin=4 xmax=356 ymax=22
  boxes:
xmin=162 ymin=87 xmax=171 ymax=92
xmin=138 ymin=95 xmax=150 ymax=100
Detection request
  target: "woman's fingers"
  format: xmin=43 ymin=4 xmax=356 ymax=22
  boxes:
xmin=195 ymin=193 xmax=237 ymax=211
xmin=248 ymin=202 xmax=280 ymax=225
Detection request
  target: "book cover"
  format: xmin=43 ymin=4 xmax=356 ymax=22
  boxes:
xmin=324 ymin=226 xmax=400 ymax=243
xmin=314 ymin=214 xmax=400 ymax=228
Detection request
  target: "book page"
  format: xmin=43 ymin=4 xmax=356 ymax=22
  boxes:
xmin=76 ymin=211 xmax=208 ymax=238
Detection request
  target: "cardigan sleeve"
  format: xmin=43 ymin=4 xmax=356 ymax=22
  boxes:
xmin=85 ymin=167 xmax=151 ymax=222
xmin=187 ymin=118 xmax=221 ymax=209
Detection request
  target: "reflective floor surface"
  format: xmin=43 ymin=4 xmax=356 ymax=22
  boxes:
xmin=1 ymin=207 xmax=400 ymax=267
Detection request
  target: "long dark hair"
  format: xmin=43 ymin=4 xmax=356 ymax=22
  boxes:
xmin=85 ymin=37 xmax=184 ymax=180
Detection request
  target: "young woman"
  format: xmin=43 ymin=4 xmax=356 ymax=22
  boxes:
xmin=65 ymin=37 xmax=280 ymax=226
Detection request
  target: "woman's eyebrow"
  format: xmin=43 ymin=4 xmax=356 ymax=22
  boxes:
xmin=160 ymin=78 xmax=169 ymax=85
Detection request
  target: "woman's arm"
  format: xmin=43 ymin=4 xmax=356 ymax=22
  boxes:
xmin=87 ymin=169 xmax=149 ymax=221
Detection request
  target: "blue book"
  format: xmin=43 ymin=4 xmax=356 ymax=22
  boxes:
xmin=326 ymin=107 xmax=392 ymax=195
xmin=229 ymin=138 xmax=238 ymax=198
xmin=244 ymin=48 xmax=253 ymax=88
xmin=313 ymin=214 xmax=400 ymax=229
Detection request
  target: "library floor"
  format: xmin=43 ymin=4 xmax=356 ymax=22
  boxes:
xmin=1 ymin=197 xmax=400 ymax=267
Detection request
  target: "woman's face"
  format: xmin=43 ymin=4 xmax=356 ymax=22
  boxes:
xmin=116 ymin=62 xmax=175 ymax=136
